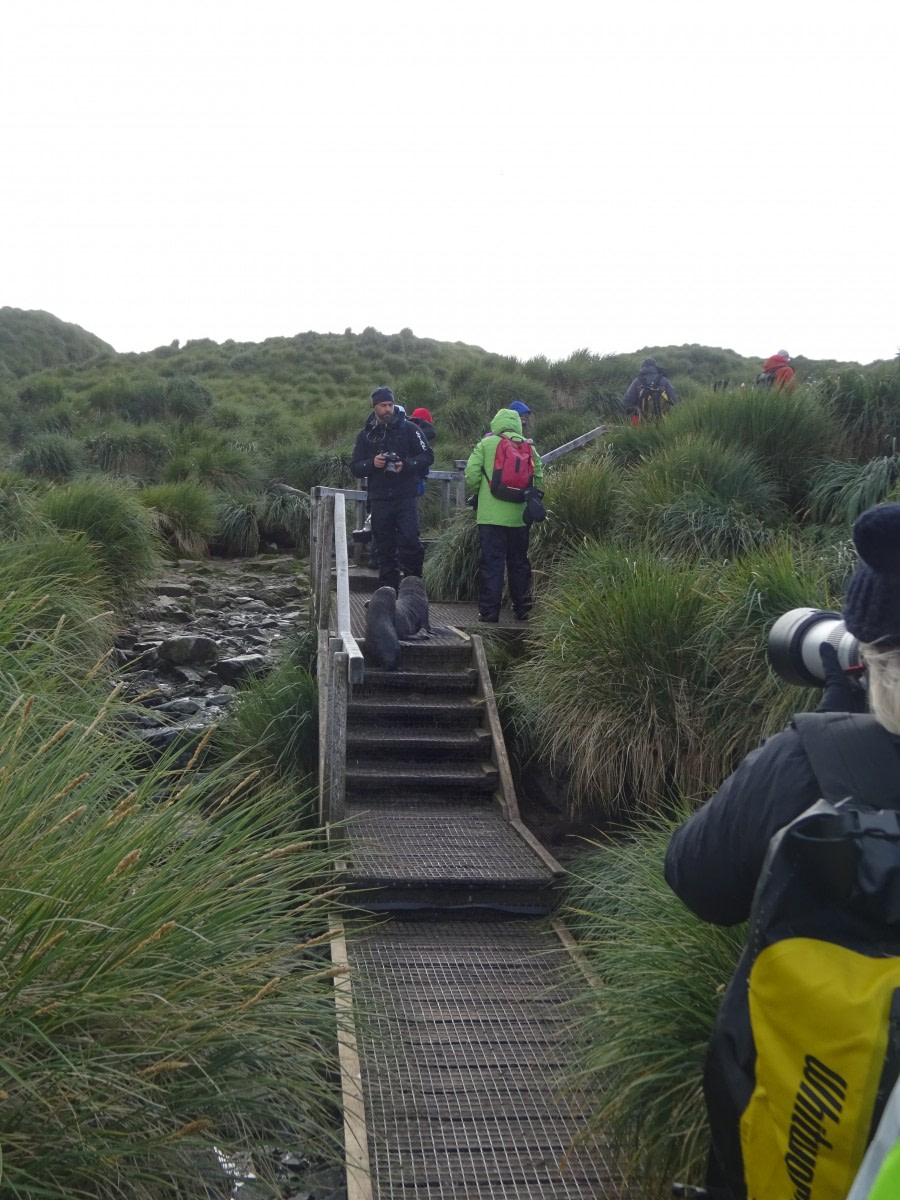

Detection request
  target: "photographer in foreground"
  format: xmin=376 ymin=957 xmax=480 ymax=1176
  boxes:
xmin=350 ymin=386 xmax=433 ymax=594
xmin=665 ymin=501 xmax=900 ymax=1200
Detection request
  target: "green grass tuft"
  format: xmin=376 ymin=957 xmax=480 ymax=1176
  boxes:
xmin=565 ymin=820 xmax=745 ymax=1194
xmin=37 ymin=477 xmax=161 ymax=607
xmin=138 ymin=481 xmax=219 ymax=557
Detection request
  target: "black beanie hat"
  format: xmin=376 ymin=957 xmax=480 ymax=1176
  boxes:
xmin=843 ymin=503 xmax=900 ymax=643
xmin=371 ymin=386 xmax=394 ymax=406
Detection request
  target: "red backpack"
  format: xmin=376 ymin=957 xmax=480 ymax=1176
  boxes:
xmin=487 ymin=433 xmax=535 ymax=502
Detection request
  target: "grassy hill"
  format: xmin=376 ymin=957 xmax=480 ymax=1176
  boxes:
xmin=0 ymin=307 xmax=114 ymax=381
xmin=0 ymin=310 xmax=879 ymax=480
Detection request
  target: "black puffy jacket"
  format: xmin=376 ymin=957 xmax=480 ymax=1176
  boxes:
xmin=665 ymin=726 xmax=826 ymax=926
xmin=350 ymin=412 xmax=434 ymax=501
xmin=665 ymin=718 xmax=900 ymax=926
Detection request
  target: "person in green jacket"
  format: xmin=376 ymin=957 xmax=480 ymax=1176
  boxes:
xmin=464 ymin=408 xmax=543 ymax=623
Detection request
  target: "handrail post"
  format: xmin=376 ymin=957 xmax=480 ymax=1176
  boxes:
xmin=318 ymin=630 xmax=334 ymax=827
xmin=316 ymin=494 xmax=335 ymax=630
xmin=328 ymin=651 xmax=348 ymax=833
xmin=453 ymin=459 xmax=467 ymax=512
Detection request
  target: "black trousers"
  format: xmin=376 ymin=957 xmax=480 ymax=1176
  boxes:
xmin=369 ymin=496 xmax=424 ymax=592
xmin=477 ymin=524 xmax=532 ymax=618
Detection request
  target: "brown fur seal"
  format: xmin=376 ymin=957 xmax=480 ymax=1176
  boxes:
xmin=364 ymin=586 xmax=400 ymax=670
xmin=395 ymin=575 xmax=431 ymax=639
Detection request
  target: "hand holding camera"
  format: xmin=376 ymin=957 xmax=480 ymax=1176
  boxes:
xmin=381 ymin=451 xmax=403 ymax=474
xmin=767 ymin=607 xmax=867 ymax=711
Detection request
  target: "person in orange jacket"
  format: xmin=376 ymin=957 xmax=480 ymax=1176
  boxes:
xmin=759 ymin=350 xmax=797 ymax=393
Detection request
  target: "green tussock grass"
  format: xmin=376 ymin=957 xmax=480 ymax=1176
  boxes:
xmin=697 ymin=536 xmax=838 ymax=771
xmin=423 ymin=509 xmax=481 ymax=601
xmin=16 ymin=432 xmax=82 ymax=480
xmin=565 ymin=820 xmax=745 ymax=1195
xmin=623 ymin=435 xmax=785 ymax=559
xmin=36 ymin=477 xmax=161 ymax=607
xmin=0 ymin=553 xmax=346 ymax=1199
xmin=0 ymin=696 xmax=344 ymax=1198
xmin=663 ymin=388 xmax=835 ymax=509
xmin=138 ymin=480 xmax=220 ymax=557
xmin=216 ymin=499 xmax=261 ymax=557
xmin=506 ymin=543 xmax=712 ymax=814
xmin=257 ymin=488 xmax=310 ymax=552
xmin=216 ymin=656 xmax=319 ymax=790
xmin=529 ymin=457 xmax=622 ymax=561
xmin=807 ymin=455 xmax=900 ymax=524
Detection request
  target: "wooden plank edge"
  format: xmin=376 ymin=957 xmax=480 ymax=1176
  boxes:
xmin=329 ymin=915 xmax=374 ymax=1200
xmin=470 ymin=634 xmax=565 ymax=877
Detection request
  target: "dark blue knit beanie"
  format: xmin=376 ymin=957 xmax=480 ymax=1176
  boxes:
xmin=843 ymin=503 xmax=900 ymax=643
xmin=509 ymin=400 xmax=531 ymax=416
xmin=371 ymin=386 xmax=394 ymax=406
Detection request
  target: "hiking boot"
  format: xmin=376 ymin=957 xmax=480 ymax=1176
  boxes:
xmin=513 ymin=611 xmax=530 ymax=621
xmin=478 ymin=613 xmax=499 ymax=623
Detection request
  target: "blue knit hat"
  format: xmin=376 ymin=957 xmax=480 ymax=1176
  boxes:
xmin=509 ymin=400 xmax=531 ymax=416
xmin=370 ymin=386 xmax=394 ymax=406
xmin=843 ymin=503 xmax=900 ymax=643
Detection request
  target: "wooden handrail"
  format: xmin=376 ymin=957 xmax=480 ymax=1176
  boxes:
xmin=332 ymin=493 xmax=365 ymax=686
xmin=539 ymin=425 xmax=606 ymax=465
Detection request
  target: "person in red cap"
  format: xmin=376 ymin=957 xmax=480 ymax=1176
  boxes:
xmin=409 ymin=408 xmax=436 ymax=498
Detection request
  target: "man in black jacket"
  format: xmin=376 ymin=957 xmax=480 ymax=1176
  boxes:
xmin=350 ymin=386 xmax=434 ymax=593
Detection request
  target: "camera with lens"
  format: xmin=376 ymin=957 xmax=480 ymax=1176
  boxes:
xmin=767 ymin=607 xmax=864 ymax=687
xmin=382 ymin=451 xmax=403 ymax=474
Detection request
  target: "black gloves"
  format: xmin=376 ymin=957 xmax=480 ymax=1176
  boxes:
xmin=816 ymin=642 xmax=867 ymax=713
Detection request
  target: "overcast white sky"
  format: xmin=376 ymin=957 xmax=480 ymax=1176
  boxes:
xmin=2 ymin=1 xmax=898 ymax=366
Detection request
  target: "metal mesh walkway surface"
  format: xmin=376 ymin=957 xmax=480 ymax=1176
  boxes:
xmin=346 ymin=918 xmax=629 ymax=1200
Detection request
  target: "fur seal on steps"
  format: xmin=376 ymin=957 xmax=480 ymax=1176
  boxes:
xmin=363 ymin=586 xmax=400 ymax=670
xmin=394 ymin=575 xmax=431 ymax=639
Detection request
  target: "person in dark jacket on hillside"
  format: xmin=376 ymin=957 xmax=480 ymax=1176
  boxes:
xmin=665 ymin=501 xmax=900 ymax=1199
xmin=464 ymin=408 xmax=543 ymax=623
xmin=622 ymin=357 xmax=678 ymax=424
xmin=350 ymin=386 xmax=434 ymax=593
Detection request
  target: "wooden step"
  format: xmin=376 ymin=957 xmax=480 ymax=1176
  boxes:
xmin=347 ymin=695 xmax=484 ymax=728
xmin=356 ymin=668 xmax=479 ymax=696
xmin=345 ymin=761 xmax=498 ymax=795
xmin=347 ymin=728 xmax=492 ymax=761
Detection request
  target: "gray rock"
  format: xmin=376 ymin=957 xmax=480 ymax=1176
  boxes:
xmin=153 ymin=582 xmax=194 ymax=598
xmin=173 ymin=666 xmax=206 ymax=685
xmin=158 ymin=636 xmax=219 ymax=666
xmin=156 ymin=698 xmax=203 ymax=715
xmin=214 ymin=655 xmax=268 ymax=684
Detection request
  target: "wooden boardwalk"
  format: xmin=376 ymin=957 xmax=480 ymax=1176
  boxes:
xmin=324 ymin=569 xmax=629 ymax=1199
xmin=346 ymin=919 xmax=628 ymax=1200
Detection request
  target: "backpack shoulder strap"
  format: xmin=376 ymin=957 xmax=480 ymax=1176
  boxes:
xmin=792 ymin=712 xmax=900 ymax=804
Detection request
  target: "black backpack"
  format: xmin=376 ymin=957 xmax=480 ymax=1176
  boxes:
xmin=637 ymin=378 xmax=672 ymax=420
xmin=704 ymin=713 xmax=900 ymax=1200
